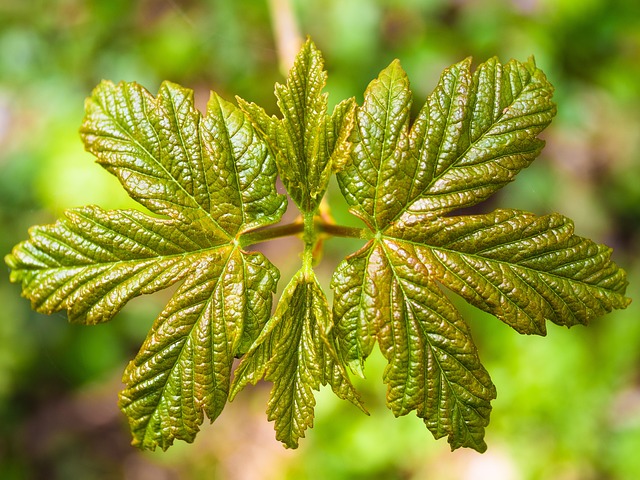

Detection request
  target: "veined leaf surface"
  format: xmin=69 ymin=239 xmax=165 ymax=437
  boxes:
xmin=333 ymin=56 xmax=630 ymax=451
xmin=6 ymin=40 xmax=630 ymax=454
xmin=231 ymin=269 xmax=365 ymax=448
xmin=6 ymin=80 xmax=286 ymax=450
xmin=238 ymin=38 xmax=355 ymax=213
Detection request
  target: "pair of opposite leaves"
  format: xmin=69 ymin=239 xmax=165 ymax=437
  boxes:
xmin=5 ymin=39 xmax=630 ymax=453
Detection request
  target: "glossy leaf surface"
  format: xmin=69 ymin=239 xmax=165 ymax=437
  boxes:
xmin=6 ymin=40 xmax=630 ymax=454
xmin=7 ymin=80 xmax=286 ymax=450
xmin=230 ymin=269 xmax=364 ymax=448
xmin=333 ymin=56 xmax=629 ymax=451
xmin=238 ymin=38 xmax=355 ymax=212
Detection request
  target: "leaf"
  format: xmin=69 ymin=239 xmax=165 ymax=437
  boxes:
xmin=333 ymin=239 xmax=496 ymax=452
xmin=333 ymin=56 xmax=630 ymax=451
xmin=6 ymin=41 xmax=630 ymax=454
xmin=239 ymin=38 xmax=356 ymax=213
xmin=375 ymin=240 xmax=494 ymax=450
xmin=231 ymin=270 xmax=365 ymax=448
xmin=80 ymin=81 xmax=286 ymax=233
xmin=327 ymin=98 xmax=357 ymax=173
xmin=387 ymin=209 xmax=630 ymax=334
xmin=6 ymin=80 xmax=286 ymax=450
xmin=338 ymin=57 xmax=557 ymax=228
xmin=6 ymin=206 xmax=213 ymax=324
xmin=330 ymin=246 xmax=378 ymax=377
xmin=119 ymin=249 xmax=278 ymax=449
xmin=337 ymin=59 xmax=412 ymax=229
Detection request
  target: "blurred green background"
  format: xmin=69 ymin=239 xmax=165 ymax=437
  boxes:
xmin=1 ymin=0 xmax=639 ymax=478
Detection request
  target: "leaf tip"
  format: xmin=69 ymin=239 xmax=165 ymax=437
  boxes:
xmin=4 ymin=251 xmax=17 ymax=271
xmin=347 ymin=358 xmax=366 ymax=378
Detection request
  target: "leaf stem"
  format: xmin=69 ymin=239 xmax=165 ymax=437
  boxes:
xmin=239 ymin=221 xmax=304 ymax=247
xmin=239 ymin=219 xmax=371 ymax=248
xmin=318 ymin=222 xmax=370 ymax=240
xmin=302 ymin=211 xmax=316 ymax=271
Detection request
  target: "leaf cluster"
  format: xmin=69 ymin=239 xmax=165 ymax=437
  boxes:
xmin=5 ymin=39 xmax=630 ymax=453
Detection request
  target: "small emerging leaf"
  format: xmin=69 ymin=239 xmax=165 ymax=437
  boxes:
xmin=231 ymin=270 xmax=364 ymax=448
xmin=241 ymin=38 xmax=356 ymax=212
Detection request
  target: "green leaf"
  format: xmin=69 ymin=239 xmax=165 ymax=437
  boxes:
xmin=334 ymin=241 xmax=496 ymax=452
xmin=337 ymin=59 xmax=412 ymax=229
xmin=80 ymin=80 xmax=286 ymax=234
xmin=332 ymin=56 xmax=630 ymax=451
xmin=327 ymin=97 xmax=357 ymax=173
xmin=6 ymin=41 xmax=631 ymax=454
xmin=6 ymin=80 xmax=286 ymax=450
xmin=330 ymin=244 xmax=379 ymax=377
xmin=387 ymin=209 xmax=630 ymax=334
xmin=231 ymin=270 xmax=365 ymax=448
xmin=119 ymin=248 xmax=278 ymax=449
xmin=240 ymin=38 xmax=355 ymax=213
xmin=338 ymin=57 xmax=557 ymax=228
xmin=6 ymin=206 xmax=212 ymax=324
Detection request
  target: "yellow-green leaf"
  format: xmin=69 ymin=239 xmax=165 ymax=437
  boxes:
xmin=231 ymin=270 xmax=364 ymax=448
xmin=6 ymin=80 xmax=286 ymax=450
xmin=119 ymin=249 xmax=278 ymax=450
xmin=241 ymin=38 xmax=355 ymax=213
xmin=332 ymin=56 xmax=629 ymax=452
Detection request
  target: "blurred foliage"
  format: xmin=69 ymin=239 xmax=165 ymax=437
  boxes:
xmin=0 ymin=0 xmax=639 ymax=478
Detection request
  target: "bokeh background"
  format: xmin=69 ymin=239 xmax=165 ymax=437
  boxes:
xmin=1 ymin=0 xmax=639 ymax=478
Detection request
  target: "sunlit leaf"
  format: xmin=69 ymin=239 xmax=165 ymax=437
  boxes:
xmin=6 ymin=40 xmax=630 ymax=454
xmin=231 ymin=270 xmax=364 ymax=448
xmin=333 ymin=56 xmax=629 ymax=451
xmin=6 ymin=80 xmax=286 ymax=450
xmin=239 ymin=38 xmax=355 ymax=213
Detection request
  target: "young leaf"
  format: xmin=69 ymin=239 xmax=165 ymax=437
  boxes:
xmin=330 ymin=246 xmax=378 ymax=377
xmin=118 ymin=248 xmax=279 ymax=450
xmin=5 ymin=40 xmax=630 ymax=454
xmin=230 ymin=270 xmax=365 ymax=448
xmin=338 ymin=57 xmax=557 ymax=228
xmin=239 ymin=38 xmax=355 ymax=213
xmin=6 ymin=80 xmax=286 ymax=450
xmin=387 ymin=209 xmax=629 ymax=334
xmin=333 ymin=57 xmax=630 ymax=452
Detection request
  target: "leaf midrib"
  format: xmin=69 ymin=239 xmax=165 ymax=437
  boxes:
xmin=373 ymin=63 xmax=405 ymax=229
xmin=384 ymin=234 xmax=617 ymax=294
xmin=27 ymin=243 xmax=229 ymax=273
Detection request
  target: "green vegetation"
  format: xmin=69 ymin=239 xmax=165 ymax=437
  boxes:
xmin=1 ymin=1 xmax=639 ymax=478
xmin=5 ymin=37 xmax=630 ymax=455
